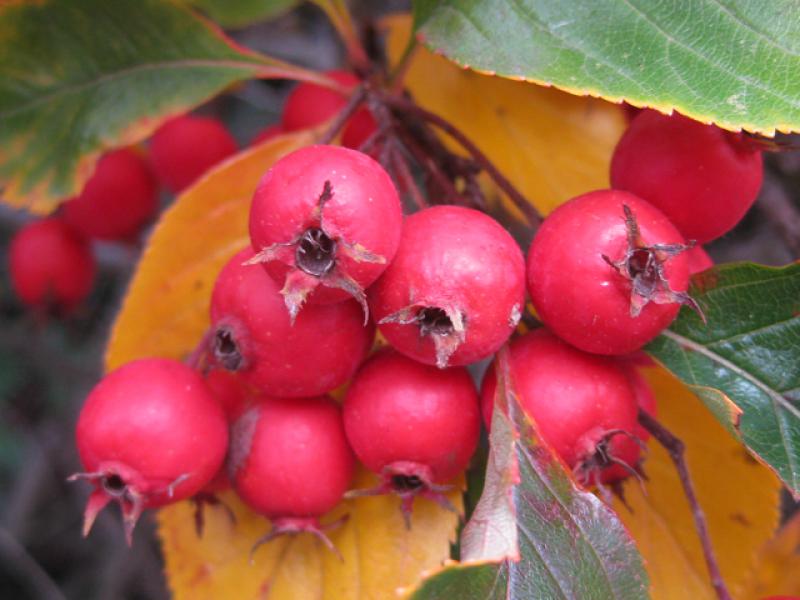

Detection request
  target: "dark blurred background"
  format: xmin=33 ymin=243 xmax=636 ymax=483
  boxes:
xmin=1 ymin=2 xmax=798 ymax=599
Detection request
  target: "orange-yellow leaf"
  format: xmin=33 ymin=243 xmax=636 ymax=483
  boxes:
xmin=384 ymin=16 xmax=627 ymax=219
xmin=738 ymin=511 xmax=800 ymax=600
xmin=613 ymin=366 xmax=782 ymax=600
xmin=106 ymin=130 xmax=462 ymax=599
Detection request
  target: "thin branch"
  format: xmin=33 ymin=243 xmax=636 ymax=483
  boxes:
xmin=637 ymin=409 xmax=732 ymax=600
xmin=393 ymin=123 xmax=462 ymax=205
xmin=317 ymin=85 xmax=368 ymax=146
xmin=388 ymin=142 xmax=427 ymax=211
xmin=0 ymin=527 xmax=67 ymax=600
xmin=381 ymin=93 xmax=542 ymax=228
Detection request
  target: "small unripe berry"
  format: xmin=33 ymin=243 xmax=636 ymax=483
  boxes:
xmin=611 ymin=110 xmax=763 ymax=243
xmin=71 ymin=358 xmax=228 ymax=544
xmin=229 ymin=395 xmax=354 ymax=554
xmin=343 ymin=349 xmax=480 ymax=521
xmin=370 ymin=205 xmax=525 ymax=368
xmin=209 ymin=248 xmax=374 ymax=397
xmin=527 ymin=189 xmax=695 ymax=355
xmin=248 ymin=145 xmax=402 ymax=321
xmin=62 ymin=148 xmax=158 ymax=240
xmin=481 ymin=329 xmax=641 ymax=485
xmin=9 ymin=218 xmax=96 ymax=314
xmin=149 ymin=114 xmax=237 ymax=193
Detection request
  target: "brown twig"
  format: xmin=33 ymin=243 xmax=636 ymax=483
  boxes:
xmin=637 ymin=409 xmax=732 ymax=600
xmin=393 ymin=123 xmax=462 ymax=205
xmin=317 ymin=85 xmax=368 ymax=146
xmin=381 ymin=93 xmax=542 ymax=228
xmin=388 ymin=142 xmax=427 ymax=211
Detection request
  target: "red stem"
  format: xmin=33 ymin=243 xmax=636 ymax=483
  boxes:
xmin=637 ymin=409 xmax=731 ymax=600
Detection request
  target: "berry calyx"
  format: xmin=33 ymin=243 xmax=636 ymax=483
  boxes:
xmin=248 ymin=145 xmax=402 ymax=321
xmin=9 ymin=218 xmax=96 ymax=314
xmin=149 ymin=114 xmax=238 ymax=193
xmin=228 ymin=395 xmax=354 ymax=555
xmin=208 ymin=248 xmax=374 ymax=397
xmin=370 ymin=205 xmax=525 ymax=368
xmin=527 ymin=189 xmax=696 ymax=355
xmin=70 ymin=358 xmax=228 ymax=544
xmin=343 ymin=349 xmax=480 ymax=523
xmin=62 ymin=148 xmax=158 ymax=240
xmin=481 ymin=329 xmax=641 ymax=486
xmin=610 ymin=110 xmax=763 ymax=243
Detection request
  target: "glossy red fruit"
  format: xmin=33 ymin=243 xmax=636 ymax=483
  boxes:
xmin=611 ymin=110 xmax=763 ymax=243
xmin=71 ymin=358 xmax=228 ymax=544
xmin=9 ymin=218 xmax=96 ymax=314
xmin=481 ymin=329 xmax=640 ymax=485
xmin=248 ymin=145 xmax=402 ymax=320
xmin=209 ymin=248 xmax=374 ymax=397
xmin=527 ymin=189 xmax=695 ymax=356
xmin=250 ymin=123 xmax=283 ymax=146
xmin=341 ymin=106 xmax=378 ymax=150
xmin=370 ymin=205 xmax=525 ymax=368
xmin=62 ymin=148 xmax=158 ymax=240
xmin=343 ymin=349 xmax=480 ymax=520
xmin=686 ymin=245 xmax=714 ymax=275
xmin=149 ymin=114 xmax=237 ymax=193
xmin=229 ymin=395 xmax=354 ymax=554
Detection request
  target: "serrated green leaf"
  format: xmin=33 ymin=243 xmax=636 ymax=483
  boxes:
xmin=647 ymin=262 xmax=800 ymax=495
xmin=404 ymin=348 xmax=650 ymax=600
xmin=186 ymin=0 xmax=298 ymax=28
xmin=412 ymin=0 xmax=800 ymax=135
xmin=0 ymin=0 xmax=318 ymax=211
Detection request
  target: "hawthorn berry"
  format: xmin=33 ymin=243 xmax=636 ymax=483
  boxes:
xmin=248 ymin=145 xmax=402 ymax=321
xmin=62 ymin=148 xmax=158 ymax=241
xmin=209 ymin=248 xmax=374 ymax=397
xmin=527 ymin=189 xmax=697 ymax=356
xmin=281 ymin=70 xmax=376 ymax=148
xmin=9 ymin=218 xmax=96 ymax=314
xmin=343 ymin=349 xmax=480 ymax=522
xmin=611 ymin=110 xmax=763 ymax=243
xmin=149 ymin=114 xmax=237 ymax=193
xmin=481 ymin=329 xmax=641 ymax=485
xmin=70 ymin=358 xmax=228 ymax=544
xmin=369 ymin=205 xmax=525 ymax=368
xmin=687 ymin=245 xmax=714 ymax=275
xmin=228 ymin=395 xmax=354 ymax=554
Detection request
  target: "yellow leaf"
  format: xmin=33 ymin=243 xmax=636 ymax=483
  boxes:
xmin=105 ymin=130 xmax=462 ymax=599
xmin=384 ymin=16 xmax=627 ymax=218
xmin=614 ymin=366 xmax=781 ymax=600
xmin=738 ymin=512 xmax=800 ymax=599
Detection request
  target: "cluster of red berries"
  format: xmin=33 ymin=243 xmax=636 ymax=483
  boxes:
xmin=8 ymin=114 xmax=238 ymax=316
xmin=70 ymin=103 xmax=763 ymax=554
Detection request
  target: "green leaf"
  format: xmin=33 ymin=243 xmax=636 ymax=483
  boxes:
xmin=405 ymin=348 xmax=650 ymax=600
xmin=412 ymin=0 xmax=800 ymax=135
xmin=647 ymin=262 xmax=800 ymax=495
xmin=0 ymin=0 xmax=317 ymax=211
xmin=186 ymin=0 xmax=299 ymax=28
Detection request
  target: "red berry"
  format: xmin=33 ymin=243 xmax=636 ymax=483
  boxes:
xmin=341 ymin=106 xmax=378 ymax=150
xmin=149 ymin=114 xmax=238 ymax=193
xmin=611 ymin=110 xmax=763 ymax=243
xmin=209 ymin=248 xmax=374 ymax=397
xmin=686 ymin=245 xmax=714 ymax=275
xmin=62 ymin=148 xmax=158 ymax=240
xmin=9 ymin=218 xmax=96 ymax=314
xmin=71 ymin=358 xmax=228 ymax=544
xmin=481 ymin=329 xmax=641 ymax=484
xmin=229 ymin=395 xmax=354 ymax=553
xmin=370 ymin=205 xmax=525 ymax=368
xmin=282 ymin=70 xmax=356 ymax=130
xmin=527 ymin=189 xmax=695 ymax=356
xmin=248 ymin=145 xmax=402 ymax=320
xmin=250 ymin=123 xmax=283 ymax=146
xmin=343 ymin=349 xmax=480 ymax=520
